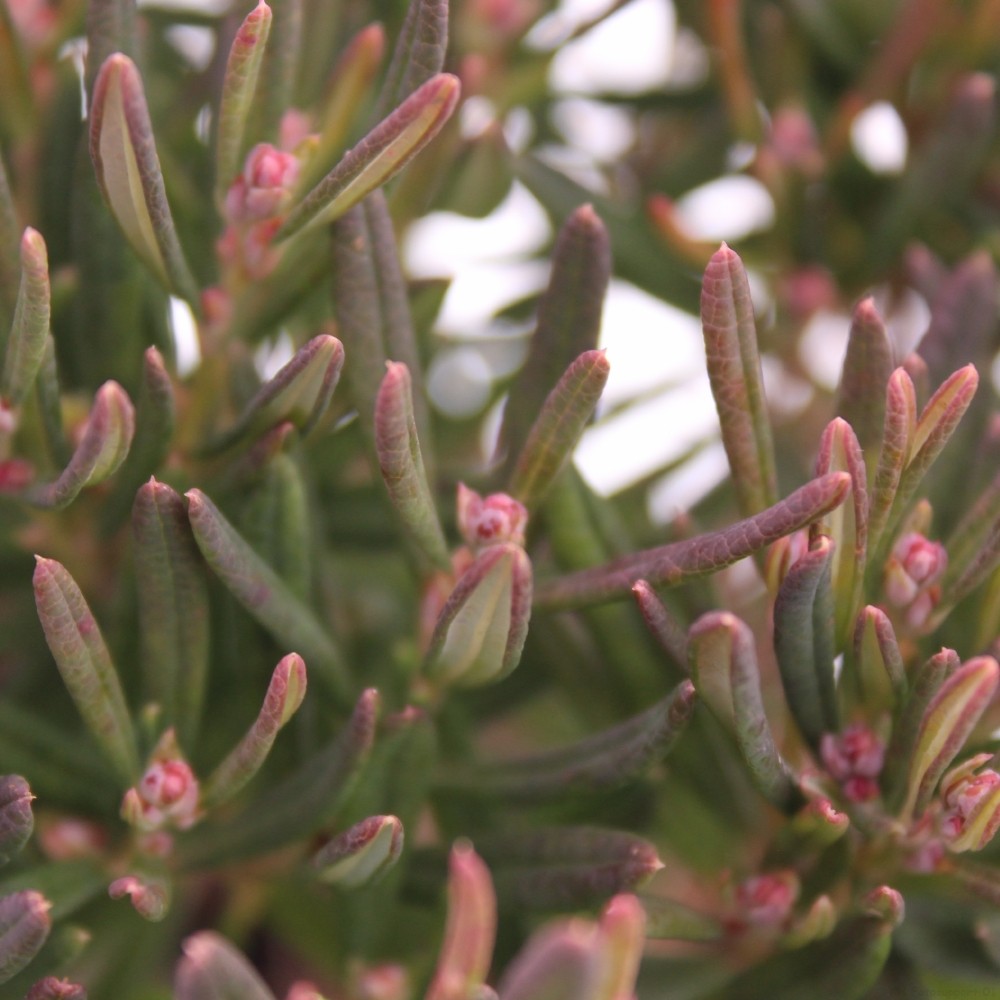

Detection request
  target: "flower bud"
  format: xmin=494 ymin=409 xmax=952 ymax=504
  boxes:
xmin=37 ymin=816 xmax=106 ymax=861
xmin=820 ymin=723 xmax=885 ymax=802
xmin=225 ymin=144 xmax=300 ymax=223
xmin=730 ymin=871 xmax=800 ymax=932
xmin=884 ymin=532 xmax=947 ymax=628
xmin=25 ymin=977 xmax=88 ymax=1000
xmin=938 ymin=753 xmax=1000 ymax=852
xmin=0 ymin=775 xmax=34 ymax=862
xmin=122 ymin=729 xmax=200 ymax=832
xmin=456 ymin=483 xmax=528 ymax=549
xmin=312 ymin=815 xmax=404 ymax=888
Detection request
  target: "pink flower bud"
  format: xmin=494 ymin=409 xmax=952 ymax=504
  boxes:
xmin=884 ymin=533 xmax=947 ymax=625
xmin=225 ymin=144 xmax=300 ymax=224
xmin=939 ymin=754 xmax=1000 ymax=852
xmin=456 ymin=483 xmax=528 ymax=549
xmin=122 ymin=730 xmax=200 ymax=831
xmin=109 ymin=874 xmax=169 ymax=921
xmin=38 ymin=816 xmax=107 ymax=860
xmin=819 ymin=723 xmax=885 ymax=803
xmin=732 ymin=871 xmax=799 ymax=930
xmin=354 ymin=964 xmax=410 ymax=1000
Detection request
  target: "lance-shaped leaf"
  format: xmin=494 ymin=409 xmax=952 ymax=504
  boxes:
xmin=843 ymin=605 xmax=905 ymax=717
xmin=440 ymin=681 xmax=696 ymax=803
xmin=0 ymin=777 xmax=32 ymax=864
xmin=836 ymin=297 xmax=892 ymax=459
xmin=201 ymin=653 xmax=306 ymax=808
xmin=175 ymin=932 xmax=277 ymax=1000
xmin=27 ymin=381 xmax=135 ymax=510
xmin=186 ymin=489 xmax=349 ymax=700
xmin=277 ymin=73 xmax=460 ymax=240
xmin=716 ymin=887 xmax=902 ymax=1000
xmin=773 ymin=537 xmax=839 ymax=749
xmin=108 ymin=874 xmax=170 ymax=922
xmin=595 ymin=894 xmax=645 ymax=1000
xmin=641 ymin=895 xmax=722 ymax=941
xmin=89 ymin=54 xmax=197 ymax=305
xmin=509 ymin=350 xmax=610 ymax=511
xmin=2 ymin=228 xmax=49 ymax=406
xmin=426 ymin=842 xmax=497 ymax=1000
xmin=499 ymin=205 xmax=611 ymax=478
xmin=942 ymin=473 xmax=1000 ymax=596
xmin=424 ymin=542 xmax=532 ymax=688
xmin=866 ymin=367 xmax=915 ymax=560
xmin=688 ymin=611 xmax=801 ymax=810
xmin=311 ymin=814 xmax=404 ymax=887
xmin=898 ymin=655 xmax=999 ymax=820
xmin=0 ymin=891 xmax=50 ymax=985
xmin=0 ymin=154 xmax=18 ymax=325
xmin=535 ymin=472 xmax=850 ymax=610
xmin=215 ymin=1 xmax=272 ymax=206
xmin=32 ymin=557 xmax=138 ymax=786
xmin=701 ymin=243 xmax=777 ymax=516
xmin=296 ymin=24 xmax=386 ymax=195
xmin=814 ymin=418 xmax=868 ymax=648
xmin=373 ymin=0 xmax=448 ymax=118
xmin=497 ymin=920 xmax=608 ymax=1000
xmin=477 ymin=827 xmax=663 ymax=910
xmin=207 ymin=334 xmax=343 ymax=453
xmin=631 ymin=580 xmax=688 ymax=672
xmin=34 ymin=337 xmax=67 ymax=468
xmin=374 ymin=361 xmax=450 ymax=571
xmin=179 ymin=688 xmax=378 ymax=868
xmin=132 ymin=480 xmax=209 ymax=744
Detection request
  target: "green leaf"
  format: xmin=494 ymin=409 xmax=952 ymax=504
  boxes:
xmin=0 ymin=152 xmax=19 ymax=327
xmin=773 ymin=535 xmax=839 ymax=749
xmin=277 ymin=73 xmax=460 ymax=239
xmin=372 ymin=0 xmax=449 ymax=118
xmin=201 ymin=653 xmax=307 ymax=808
xmin=132 ymin=479 xmax=210 ymax=746
xmin=534 ymin=472 xmax=850 ymax=609
xmin=843 ymin=605 xmax=905 ymax=718
xmin=0 ymin=777 xmax=32 ymax=865
xmin=439 ymin=680 xmax=696 ymax=803
xmin=215 ymin=1 xmax=273 ymax=207
xmin=631 ymin=580 xmax=688 ymax=672
xmin=175 ymin=932 xmax=277 ymax=1000
xmin=499 ymin=205 xmax=610 ymax=480
xmin=2 ymin=227 xmax=49 ymax=406
xmin=509 ymin=349 xmax=610 ymax=511
xmin=26 ymin=381 xmax=135 ymax=509
xmin=32 ymin=558 xmax=138 ymax=786
xmin=688 ymin=611 xmax=802 ymax=810
xmin=641 ymin=895 xmax=722 ymax=941
xmin=700 ymin=243 xmax=777 ymax=516
xmin=185 ymin=488 xmax=350 ymax=700
xmin=374 ymin=361 xmax=450 ymax=571
xmin=89 ymin=54 xmax=198 ymax=305
xmin=84 ymin=0 xmax=137 ymax=97
xmin=311 ymin=814 xmax=404 ymax=887
xmin=0 ymin=891 xmax=50 ymax=985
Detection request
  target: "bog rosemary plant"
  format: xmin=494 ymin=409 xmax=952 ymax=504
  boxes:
xmin=1 ymin=0 xmax=1000 ymax=997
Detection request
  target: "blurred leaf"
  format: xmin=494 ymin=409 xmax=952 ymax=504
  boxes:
xmin=0 ymin=891 xmax=50 ymax=985
xmin=0 ymin=776 xmax=32 ymax=865
xmin=2 ymin=228 xmax=49 ymax=406
xmin=0 ymin=152 xmax=18 ymax=327
xmin=174 ymin=932 xmax=277 ymax=1000
xmin=373 ymin=0 xmax=449 ymax=118
xmin=311 ymin=814 xmax=404 ymax=887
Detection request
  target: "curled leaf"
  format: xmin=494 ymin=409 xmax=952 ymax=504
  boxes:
xmin=108 ymin=874 xmax=169 ymax=922
xmin=312 ymin=814 xmax=404 ymax=887
xmin=2 ymin=227 xmax=49 ymax=406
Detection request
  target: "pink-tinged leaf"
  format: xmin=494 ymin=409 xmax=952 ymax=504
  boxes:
xmin=311 ymin=814 xmax=404 ymax=887
xmin=201 ymin=653 xmax=307 ymax=808
xmin=108 ymin=874 xmax=169 ymax=921
xmin=277 ymin=73 xmax=460 ymax=239
xmin=2 ymin=227 xmax=50 ymax=406
xmin=426 ymin=842 xmax=497 ymax=1000
xmin=631 ymin=580 xmax=688 ymax=672
xmin=375 ymin=362 xmax=450 ymax=571
xmin=132 ymin=479 xmax=209 ymax=746
xmin=866 ymin=367 xmax=916 ymax=557
xmin=700 ymin=243 xmax=777 ymax=517
xmin=900 ymin=655 xmax=999 ymax=820
xmin=0 ymin=890 xmax=50 ymax=985
xmin=32 ymin=557 xmax=138 ymax=786
xmin=497 ymin=921 xmax=607 ymax=1000
xmin=373 ymin=0 xmax=448 ymax=119
xmin=175 ymin=932 xmax=277 ymax=1000
xmin=843 ymin=605 xmax=905 ymax=717
xmin=509 ymin=350 xmax=610 ymax=511
xmin=814 ymin=417 xmax=868 ymax=648
xmin=0 ymin=153 xmax=19 ymax=323
xmin=185 ymin=489 xmax=349 ymax=700
xmin=596 ymin=894 xmax=645 ymax=1000
xmin=688 ymin=611 xmax=801 ymax=810
xmin=215 ymin=1 xmax=272 ymax=206
xmin=27 ymin=381 xmax=135 ymax=509
xmin=535 ymin=472 xmax=850 ymax=610
xmin=499 ymin=205 xmax=611 ymax=479
xmin=836 ymin=297 xmax=893 ymax=459
xmin=943 ymin=472 xmax=1000 ymax=593
xmin=0 ymin=775 xmax=33 ymax=863
xmin=89 ymin=54 xmax=197 ymax=304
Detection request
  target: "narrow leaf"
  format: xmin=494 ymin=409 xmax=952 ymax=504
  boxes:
xmin=32 ymin=558 xmax=138 ymax=786
xmin=509 ymin=349 xmax=610 ymax=510
xmin=701 ymin=242 xmax=777 ymax=516
xmin=278 ymin=73 xmax=460 ymax=239
xmin=89 ymin=54 xmax=198 ymax=304
xmin=2 ymin=228 xmax=49 ymax=406
xmin=201 ymin=653 xmax=307 ymax=808
xmin=689 ymin=611 xmax=802 ymax=810
xmin=175 ymin=932 xmax=277 ymax=1000
xmin=27 ymin=381 xmax=135 ymax=509
xmin=497 ymin=922 xmax=606 ymax=1000
xmin=311 ymin=814 xmax=404 ymax=887
xmin=440 ymin=681 xmax=696 ymax=803
xmin=0 ymin=777 xmax=33 ymax=864
xmin=843 ymin=605 xmax=905 ymax=717
xmin=0 ymin=891 xmax=50 ymax=985
xmin=641 ymin=895 xmax=722 ymax=941
xmin=374 ymin=361 xmax=450 ymax=571
xmin=943 ymin=472 xmax=1000 ymax=591
xmin=534 ymin=472 xmax=850 ymax=610
xmin=215 ymin=1 xmax=273 ymax=206
xmin=499 ymin=204 xmax=611 ymax=479
xmin=185 ymin=488 xmax=350 ymax=700
xmin=0 ymin=153 xmax=19 ymax=326
xmin=631 ymin=580 xmax=688 ymax=671
xmin=772 ymin=536 xmax=839 ymax=748
xmin=373 ymin=0 xmax=449 ymax=118
xmin=132 ymin=479 xmax=210 ymax=746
